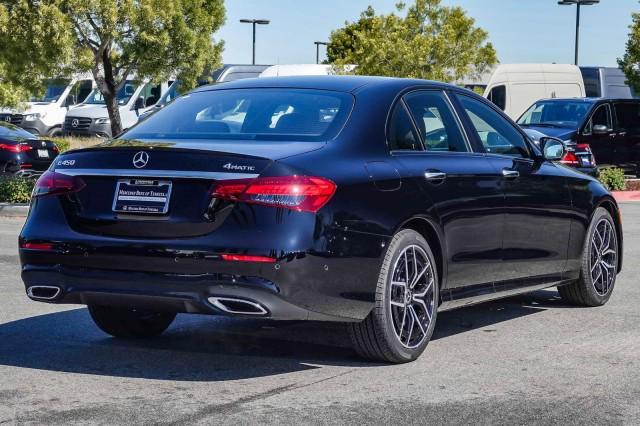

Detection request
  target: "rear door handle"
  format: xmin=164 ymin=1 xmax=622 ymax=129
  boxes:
xmin=424 ymin=171 xmax=447 ymax=182
xmin=502 ymin=169 xmax=519 ymax=179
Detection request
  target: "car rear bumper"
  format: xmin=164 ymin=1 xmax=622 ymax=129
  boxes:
xmin=21 ymin=264 xmax=343 ymax=321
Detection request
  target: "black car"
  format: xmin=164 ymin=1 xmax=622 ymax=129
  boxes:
xmin=518 ymin=97 xmax=640 ymax=176
xmin=20 ymin=77 xmax=622 ymax=363
xmin=0 ymin=122 xmax=59 ymax=176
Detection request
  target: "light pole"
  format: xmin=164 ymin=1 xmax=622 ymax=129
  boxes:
xmin=240 ymin=19 xmax=270 ymax=65
xmin=314 ymin=41 xmax=328 ymax=64
xmin=558 ymin=0 xmax=600 ymax=66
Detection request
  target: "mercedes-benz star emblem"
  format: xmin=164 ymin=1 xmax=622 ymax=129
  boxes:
xmin=71 ymin=118 xmax=79 ymax=128
xmin=133 ymin=151 xmax=149 ymax=169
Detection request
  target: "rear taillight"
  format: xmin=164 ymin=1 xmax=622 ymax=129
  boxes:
xmin=20 ymin=242 xmax=55 ymax=251
xmin=560 ymin=151 xmax=580 ymax=166
xmin=221 ymin=254 xmax=276 ymax=263
xmin=211 ymin=176 xmax=336 ymax=213
xmin=33 ymin=171 xmax=86 ymax=197
xmin=0 ymin=143 xmax=32 ymax=153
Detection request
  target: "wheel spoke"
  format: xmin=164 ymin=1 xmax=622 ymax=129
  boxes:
xmin=409 ymin=306 xmax=425 ymax=336
xmin=410 ymin=264 xmax=429 ymax=289
xmin=413 ymin=297 xmax=432 ymax=322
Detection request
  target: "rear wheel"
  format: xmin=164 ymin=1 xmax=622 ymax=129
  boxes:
xmin=88 ymin=305 xmax=176 ymax=338
xmin=349 ymin=229 xmax=438 ymax=363
xmin=558 ymin=207 xmax=618 ymax=306
xmin=47 ymin=127 xmax=63 ymax=137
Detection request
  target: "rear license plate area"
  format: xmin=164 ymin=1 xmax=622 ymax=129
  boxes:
xmin=113 ymin=179 xmax=172 ymax=215
xmin=37 ymin=149 xmax=49 ymax=158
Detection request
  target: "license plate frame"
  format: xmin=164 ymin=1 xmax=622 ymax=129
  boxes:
xmin=112 ymin=179 xmax=172 ymax=215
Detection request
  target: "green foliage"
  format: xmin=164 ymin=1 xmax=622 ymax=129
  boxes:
xmin=327 ymin=0 xmax=498 ymax=81
xmin=50 ymin=137 xmax=71 ymax=154
xmin=0 ymin=2 xmax=74 ymax=108
xmin=0 ymin=176 xmax=35 ymax=203
xmin=618 ymin=9 xmax=640 ymax=94
xmin=0 ymin=0 xmax=226 ymax=134
xmin=598 ymin=168 xmax=626 ymax=191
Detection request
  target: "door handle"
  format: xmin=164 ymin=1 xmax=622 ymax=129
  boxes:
xmin=502 ymin=169 xmax=519 ymax=179
xmin=424 ymin=171 xmax=447 ymax=182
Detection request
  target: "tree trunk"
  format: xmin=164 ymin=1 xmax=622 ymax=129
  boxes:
xmin=103 ymin=88 xmax=122 ymax=137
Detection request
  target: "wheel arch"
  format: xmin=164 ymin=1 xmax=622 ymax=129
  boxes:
xmin=397 ymin=216 xmax=447 ymax=292
xmin=594 ymin=197 xmax=623 ymax=272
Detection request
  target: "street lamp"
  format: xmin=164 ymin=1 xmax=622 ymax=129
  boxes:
xmin=314 ymin=41 xmax=328 ymax=64
xmin=240 ymin=19 xmax=270 ymax=65
xmin=558 ymin=0 xmax=600 ymax=65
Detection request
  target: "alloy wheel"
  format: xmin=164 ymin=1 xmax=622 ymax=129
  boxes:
xmin=590 ymin=218 xmax=617 ymax=296
xmin=389 ymin=245 xmax=436 ymax=349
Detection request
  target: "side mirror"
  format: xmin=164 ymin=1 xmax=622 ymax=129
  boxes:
xmin=134 ymin=96 xmax=145 ymax=113
xmin=540 ymin=137 xmax=565 ymax=161
xmin=593 ymin=124 xmax=609 ymax=135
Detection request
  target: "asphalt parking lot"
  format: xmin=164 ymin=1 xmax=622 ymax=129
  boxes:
xmin=1 ymin=205 xmax=639 ymax=425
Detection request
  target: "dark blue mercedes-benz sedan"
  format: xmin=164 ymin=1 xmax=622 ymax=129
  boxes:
xmin=19 ymin=76 xmax=622 ymax=363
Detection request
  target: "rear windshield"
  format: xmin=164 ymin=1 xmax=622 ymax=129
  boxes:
xmin=121 ymin=88 xmax=354 ymax=142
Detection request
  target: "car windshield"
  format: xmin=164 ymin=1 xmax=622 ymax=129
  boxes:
xmin=517 ymin=100 xmax=593 ymax=128
xmin=0 ymin=122 xmax=36 ymax=139
xmin=30 ymin=79 xmax=70 ymax=103
xmin=84 ymin=81 xmax=139 ymax=105
xmin=122 ymin=88 xmax=354 ymax=142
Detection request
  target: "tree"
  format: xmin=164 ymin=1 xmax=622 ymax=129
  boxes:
xmin=618 ymin=9 xmax=640 ymax=95
xmin=0 ymin=0 xmax=225 ymax=135
xmin=327 ymin=0 xmax=497 ymax=82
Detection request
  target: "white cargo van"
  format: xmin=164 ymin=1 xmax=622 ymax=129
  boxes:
xmin=63 ymin=79 xmax=172 ymax=138
xmin=0 ymin=76 xmax=94 ymax=136
xmin=580 ymin=67 xmax=637 ymax=98
xmin=483 ymin=64 xmax=586 ymax=120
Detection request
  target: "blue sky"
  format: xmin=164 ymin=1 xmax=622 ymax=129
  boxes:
xmin=217 ymin=0 xmax=638 ymax=67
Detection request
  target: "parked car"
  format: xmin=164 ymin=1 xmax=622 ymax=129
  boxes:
xmin=63 ymin=80 xmax=172 ymax=138
xmin=484 ymin=64 xmax=586 ymax=119
xmin=0 ymin=76 xmax=94 ymax=137
xmin=580 ymin=67 xmax=636 ymax=99
xmin=518 ymin=97 xmax=640 ymax=176
xmin=20 ymin=76 xmax=622 ymax=363
xmin=0 ymin=122 xmax=59 ymax=176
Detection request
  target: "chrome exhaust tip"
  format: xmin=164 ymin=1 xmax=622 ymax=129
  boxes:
xmin=208 ymin=297 xmax=268 ymax=316
xmin=27 ymin=285 xmax=62 ymax=301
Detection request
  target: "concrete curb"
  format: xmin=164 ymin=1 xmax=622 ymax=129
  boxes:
xmin=612 ymin=191 xmax=640 ymax=203
xmin=0 ymin=203 xmax=29 ymax=218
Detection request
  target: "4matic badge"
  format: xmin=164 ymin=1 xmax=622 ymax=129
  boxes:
xmin=222 ymin=162 xmax=256 ymax=172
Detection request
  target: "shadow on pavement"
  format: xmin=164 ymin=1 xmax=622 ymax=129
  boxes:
xmin=0 ymin=289 xmax=566 ymax=381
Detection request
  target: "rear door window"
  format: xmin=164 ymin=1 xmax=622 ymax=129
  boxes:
xmin=387 ymin=102 xmax=422 ymax=151
xmin=614 ymin=102 xmax=640 ymax=134
xmin=403 ymin=90 xmax=469 ymax=152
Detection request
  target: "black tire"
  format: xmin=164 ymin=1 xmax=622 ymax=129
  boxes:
xmin=349 ymin=229 xmax=439 ymax=363
xmin=558 ymin=207 xmax=619 ymax=306
xmin=88 ymin=305 xmax=176 ymax=338
xmin=47 ymin=127 xmax=63 ymax=137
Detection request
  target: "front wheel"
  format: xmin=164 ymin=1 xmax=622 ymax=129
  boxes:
xmin=88 ymin=305 xmax=176 ymax=338
xmin=349 ymin=229 xmax=439 ymax=363
xmin=558 ymin=207 xmax=619 ymax=306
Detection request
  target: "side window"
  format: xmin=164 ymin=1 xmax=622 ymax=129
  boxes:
xmin=403 ymin=91 xmax=469 ymax=152
xmin=388 ymin=102 xmax=422 ymax=151
xmin=138 ymin=83 xmax=162 ymax=107
xmin=66 ymin=80 xmax=93 ymax=106
xmin=487 ymin=85 xmax=506 ymax=111
xmin=457 ymin=94 xmax=530 ymax=158
xmin=614 ymin=102 xmax=640 ymax=133
xmin=584 ymin=104 xmax=611 ymax=135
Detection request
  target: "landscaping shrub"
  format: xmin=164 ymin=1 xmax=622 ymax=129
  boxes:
xmin=598 ymin=167 xmax=626 ymax=191
xmin=0 ymin=176 xmax=36 ymax=203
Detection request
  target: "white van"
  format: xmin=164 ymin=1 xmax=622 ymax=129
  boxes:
xmin=580 ymin=67 xmax=637 ymax=99
xmin=259 ymin=64 xmax=333 ymax=77
xmin=0 ymin=76 xmax=94 ymax=136
xmin=64 ymin=79 xmax=172 ymax=138
xmin=483 ymin=64 xmax=586 ymax=120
